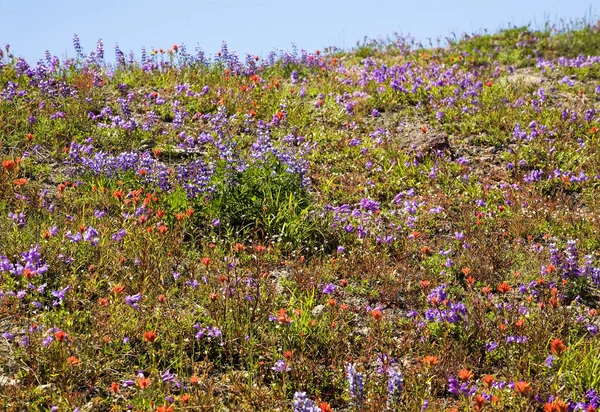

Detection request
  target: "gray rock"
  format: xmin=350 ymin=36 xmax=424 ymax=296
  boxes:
xmin=312 ymin=304 xmax=326 ymax=318
xmin=402 ymin=132 xmax=450 ymax=153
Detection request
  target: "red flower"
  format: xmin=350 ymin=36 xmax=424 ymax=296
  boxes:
xmin=2 ymin=159 xmax=16 ymax=171
xmin=422 ymin=355 xmax=439 ymax=366
xmin=144 ymin=330 xmax=157 ymax=342
xmin=276 ymin=308 xmax=292 ymax=325
xmin=14 ymin=178 xmax=28 ymax=186
xmin=514 ymin=381 xmax=531 ymax=396
xmin=371 ymin=309 xmax=383 ymax=321
xmin=319 ymin=402 xmax=332 ymax=412
xmin=55 ymin=330 xmax=67 ymax=342
xmin=110 ymin=382 xmax=120 ymax=393
xmin=474 ymin=394 xmax=486 ymax=410
xmin=112 ymin=189 xmax=124 ymax=200
xmin=201 ymin=257 xmax=211 ymax=266
xmin=497 ymin=282 xmax=511 ymax=293
xmin=137 ymin=377 xmax=151 ymax=390
xmin=67 ymin=356 xmax=79 ymax=365
xmin=550 ymin=338 xmax=567 ymax=355
xmin=458 ymin=369 xmax=474 ymax=382
xmin=482 ymin=374 xmax=495 ymax=388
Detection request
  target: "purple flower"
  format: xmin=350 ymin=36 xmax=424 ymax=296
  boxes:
xmin=125 ymin=293 xmax=142 ymax=309
xmin=292 ymin=391 xmax=320 ymax=412
xmin=346 ymin=363 xmax=364 ymax=406
xmin=387 ymin=367 xmax=404 ymax=406
xmin=321 ymin=283 xmax=336 ymax=295
xmin=272 ymin=359 xmax=291 ymax=373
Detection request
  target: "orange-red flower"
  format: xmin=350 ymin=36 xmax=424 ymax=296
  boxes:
xmin=371 ymin=309 xmax=383 ymax=321
xmin=156 ymin=405 xmax=174 ymax=412
xmin=110 ymin=382 xmax=120 ymax=393
xmin=67 ymin=356 xmax=79 ymax=365
xmin=514 ymin=381 xmax=531 ymax=396
xmin=544 ymin=399 xmax=569 ymax=412
xmin=189 ymin=376 xmax=200 ymax=386
xmin=550 ymin=338 xmax=568 ymax=355
xmin=2 ymin=159 xmax=16 ymax=171
xmin=497 ymin=282 xmax=511 ymax=293
xmin=482 ymin=374 xmax=495 ymax=388
xmin=137 ymin=377 xmax=151 ymax=390
xmin=276 ymin=308 xmax=292 ymax=325
xmin=55 ymin=330 xmax=67 ymax=342
xmin=144 ymin=330 xmax=157 ymax=342
xmin=319 ymin=402 xmax=332 ymax=412
xmin=422 ymin=355 xmax=439 ymax=366
xmin=474 ymin=394 xmax=486 ymax=410
xmin=201 ymin=257 xmax=211 ymax=266
xmin=458 ymin=369 xmax=474 ymax=382
xmin=14 ymin=178 xmax=28 ymax=186
xmin=181 ymin=394 xmax=190 ymax=404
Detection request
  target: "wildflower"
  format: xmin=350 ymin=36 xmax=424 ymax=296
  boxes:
xmin=125 ymin=293 xmax=142 ymax=309
xmin=319 ymin=402 xmax=332 ymax=412
xmin=110 ymin=382 xmax=120 ymax=393
xmin=67 ymin=356 xmax=79 ymax=365
xmin=458 ymin=369 xmax=474 ymax=382
xmin=422 ymin=355 xmax=439 ymax=366
xmin=144 ymin=330 xmax=157 ymax=342
xmin=544 ymin=399 xmax=568 ymax=412
xmin=2 ymin=159 xmax=16 ymax=171
xmin=371 ymin=309 xmax=383 ymax=320
xmin=14 ymin=178 xmax=28 ymax=186
xmin=482 ymin=374 xmax=495 ymax=388
xmin=346 ymin=363 xmax=364 ymax=406
xmin=292 ymin=391 xmax=320 ymax=412
xmin=272 ymin=359 xmax=291 ymax=373
xmin=321 ymin=283 xmax=336 ymax=294
xmin=550 ymin=338 xmax=567 ymax=355
xmin=189 ymin=376 xmax=200 ymax=386
xmin=181 ymin=394 xmax=190 ymax=404
xmin=201 ymin=257 xmax=211 ymax=266
xmin=55 ymin=330 xmax=67 ymax=342
xmin=497 ymin=282 xmax=512 ymax=293
xmin=387 ymin=367 xmax=404 ymax=406
xmin=276 ymin=308 xmax=292 ymax=325
xmin=514 ymin=381 xmax=531 ymax=396
xmin=137 ymin=377 xmax=151 ymax=390
xmin=474 ymin=394 xmax=486 ymax=410
xmin=156 ymin=405 xmax=174 ymax=412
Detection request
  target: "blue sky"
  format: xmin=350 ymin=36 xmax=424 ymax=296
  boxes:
xmin=1 ymin=0 xmax=597 ymax=63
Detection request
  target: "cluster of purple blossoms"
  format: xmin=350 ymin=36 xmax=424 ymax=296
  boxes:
xmin=0 ymin=245 xmax=49 ymax=279
xmin=193 ymin=324 xmax=222 ymax=340
xmin=272 ymin=359 xmax=291 ymax=373
xmin=292 ymin=391 xmax=321 ymax=412
xmin=549 ymin=240 xmax=600 ymax=283
xmin=346 ymin=363 xmax=365 ymax=407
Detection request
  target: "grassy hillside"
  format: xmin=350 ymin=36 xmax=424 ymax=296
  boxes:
xmin=1 ymin=19 xmax=600 ymax=411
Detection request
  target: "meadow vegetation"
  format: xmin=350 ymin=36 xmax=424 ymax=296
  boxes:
xmin=1 ymin=18 xmax=600 ymax=411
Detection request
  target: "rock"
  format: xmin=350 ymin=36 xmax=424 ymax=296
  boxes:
xmin=499 ymin=71 xmax=544 ymax=87
xmin=270 ymin=270 xmax=290 ymax=295
xmin=312 ymin=304 xmax=326 ymax=318
xmin=0 ymin=375 xmax=17 ymax=386
xmin=401 ymin=132 xmax=450 ymax=153
xmin=162 ymin=148 xmax=207 ymax=159
xmin=139 ymin=139 xmax=156 ymax=151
